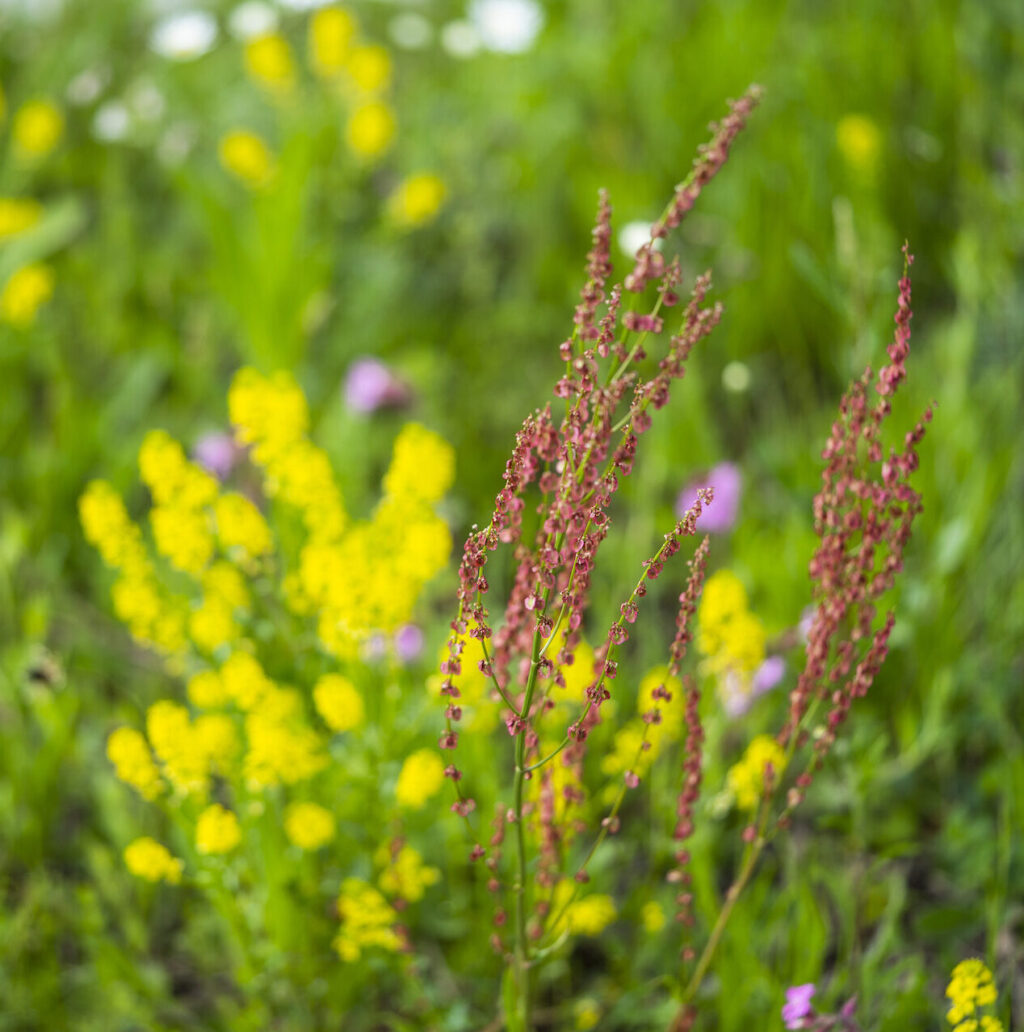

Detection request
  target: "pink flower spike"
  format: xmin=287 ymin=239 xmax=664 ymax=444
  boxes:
xmin=676 ymin=461 xmax=742 ymax=533
xmin=781 ymin=983 xmax=816 ymax=1029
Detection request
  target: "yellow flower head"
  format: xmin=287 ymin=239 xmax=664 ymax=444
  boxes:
xmin=727 ymin=733 xmax=786 ymax=810
xmin=13 ymin=100 xmax=64 ymax=158
xmin=124 ymin=837 xmax=183 ymax=884
xmin=345 ymin=100 xmax=395 ymax=158
xmin=388 ymin=173 xmax=446 ymax=228
xmin=196 ymin=803 xmax=242 ymax=855
xmin=383 ymin=423 xmax=455 ymax=503
xmin=219 ymin=130 xmax=275 ymax=189
xmin=836 ymin=114 xmax=882 ymax=176
xmin=107 ymin=727 xmax=163 ymax=800
xmin=395 ymin=747 xmax=445 ymax=809
xmin=376 ymin=842 xmax=440 ymax=902
xmin=0 ymin=197 xmax=43 ymax=240
xmin=641 ymin=900 xmax=666 ymax=933
xmin=309 ymin=6 xmax=358 ymax=78
xmin=1 ymin=263 xmax=54 ymax=327
xmin=214 ymin=492 xmax=273 ymax=561
xmin=313 ymin=673 xmax=365 ymax=732
xmin=946 ymin=959 xmax=1000 ymax=1028
xmin=346 ymin=44 xmax=391 ymax=94
xmin=549 ymin=882 xmax=617 ymax=937
xmin=285 ymin=801 xmax=336 ymax=850
xmin=245 ymin=33 xmax=296 ymax=92
xmin=147 ymin=700 xmax=210 ymax=796
xmin=334 ymin=878 xmax=402 ymax=962
xmin=187 ymin=669 xmax=230 ymax=709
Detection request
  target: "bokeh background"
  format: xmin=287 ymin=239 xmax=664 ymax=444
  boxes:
xmin=1 ymin=0 xmax=1021 ymax=1029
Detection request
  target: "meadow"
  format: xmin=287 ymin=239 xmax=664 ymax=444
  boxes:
xmin=0 ymin=1 xmax=1021 ymax=1030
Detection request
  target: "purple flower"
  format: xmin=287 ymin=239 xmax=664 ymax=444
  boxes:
xmin=782 ymin=984 xmax=816 ymax=1029
xmin=675 ymin=461 xmax=742 ymax=533
xmin=344 ymin=357 xmax=412 ymax=413
xmin=394 ymin=623 xmax=424 ymax=664
xmin=752 ymin=656 xmax=786 ymax=695
xmin=193 ymin=431 xmax=240 ymax=480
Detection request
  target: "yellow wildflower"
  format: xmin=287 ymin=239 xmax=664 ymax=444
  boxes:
xmin=12 ymin=99 xmax=64 ymax=158
xmin=214 ymin=492 xmax=272 ymax=561
xmin=138 ymin=430 xmax=217 ymax=510
xmin=946 ymin=959 xmax=1001 ymax=1029
xmin=243 ymin=709 xmax=326 ymax=788
xmin=124 ymin=838 xmax=183 ymax=884
xmin=836 ymin=114 xmax=882 ymax=175
xmin=196 ymin=803 xmax=242 ymax=855
xmin=0 ymin=197 xmax=42 ymax=240
xmin=376 ymin=842 xmax=440 ymax=902
xmin=147 ymin=700 xmax=210 ymax=796
xmin=150 ymin=504 xmax=214 ymax=575
xmin=220 ymin=652 xmax=275 ymax=711
xmin=727 ymin=734 xmax=786 ymax=810
xmin=574 ymin=1000 xmax=601 ymax=1030
xmin=194 ymin=714 xmax=239 ymax=775
xmin=346 ymin=44 xmax=391 ymax=93
xmin=245 ymin=33 xmax=296 ymax=92
xmin=309 ymin=6 xmax=358 ymax=78
xmin=218 ymin=130 xmax=275 ymax=189
xmin=79 ymin=481 xmax=149 ymax=573
xmin=187 ymin=669 xmax=230 ymax=709
xmin=107 ymin=727 xmax=163 ymax=800
xmin=388 ymin=173 xmax=446 ymax=228
xmin=334 ymin=878 xmax=402 ymax=962
xmin=395 ymin=747 xmax=445 ymax=809
xmin=313 ymin=673 xmax=364 ymax=732
xmin=641 ymin=900 xmax=666 ymax=933
xmin=345 ymin=100 xmax=395 ymax=158
xmin=1 ymin=263 xmax=54 ymax=327
xmin=284 ymin=801 xmax=336 ymax=850
xmin=549 ymin=882 xmax=617 ymax=937
xmin=382 ymin=423 xmax=455 ymax=503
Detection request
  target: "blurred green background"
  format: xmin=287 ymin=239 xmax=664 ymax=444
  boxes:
xmin=1 ymin=0 xmax=1021 ymax=1029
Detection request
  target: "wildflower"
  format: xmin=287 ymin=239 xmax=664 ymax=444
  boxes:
xmin=194 ymin=714 xmax=240 ymax=775
xmin=309 ymin=6 xmax=357 ymax=77
xmin=214 ymin=492 xmax=273 ymax=562
xmin=946 ymin=959 xmax=1001 ymax=1030
xmin=836 ymin=114 xmax=882 ymax=175
xmin=618 ymin=219 xmax=657 ymax=258
xmin=149 ymin=10 xmax=219 ymax=60
xmin=12 ymin=100 xmax=64 ymax=158
xmin=284 ymin=801 xmax=336 ymax=850
xmin=229 ymin=2 xmax=278 ymax=41
xmin=641 ymin=900 xmax=666 ymax=933
xmin=697 ymin=569 xmax=766 ymax=711
xmin=382 ymin=422 xmax=455 ymax=503
xmin=334 ymin=878 xmax=403 ymax=961
xmin=574 ymin=999 xmax=601 ymax=1030
xmin=245 ymin=33 xmax=296 ymax=92
xmin=187 ymin=669 xmax=230 ymax=709
xmin=389 ymin=13 xmax=432 ymax=50
xmin=343 ymin=357 xmax=412 ymax=412
xmin=345 ymin=100 xmax=395 ymax=157
xmin=727 ymin=734 xmax=786 ymax=810
xmin=147 ymin=701 xmax=211 ymax=795
xmin=0 ymin=198 xmax=42 ymax=240
xmin=376 ymin=842 xmax=440 ymax=901
xmin=0 ymin=264 xmax=55 ymax=327
xmin=468 ymin=0 xmax=544 ymax=54
xmin=396 ymin=748 xmax=445 ymax=809
xmin=193 ymin=431 xmax=241 ymax=480
xmin=313 ymin=673 xmax=365 ymax=732
xmin=440 ymin=21 xmax=482 ymax=59
xmin=196 ymin=803 xmax=242 ymax=854
xmin=218 ymin=129 xmax=275 ymax=189
xmin=107 ymin=727 xmax=163 ymax=800
xmin=92 ymin=102 xmax=131 ymax=143
xmin=123 ymin=838 xmax=183 ymax=884
xmin=549 ymin=883 xmax=617 ymax=936
xmin=387 ymin=173 xmax=447 ymax=228
xmin=752 ymin=656 xmax=785 ymax=695
xmin=782 ymin=983 xmax=816 ymax=1029
xmin=677 ymin=461 xmax=742 ymax=534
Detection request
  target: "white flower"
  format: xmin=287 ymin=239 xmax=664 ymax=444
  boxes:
xmin=228 ymin=1 xmax=278 ymax=39
xmin=618 ymin=220 xmax=662 ymax=259
xmin=721 ymin=360 xmax=751 ymax=393
xmin=92 ymin=101 xmax=131 ymax=142
xmin=468 ymin=0 xmax=543 ymax=54
xmin=127 ymin=81 xmax=166 ymax=123
xmin=275 ymin=0 xmax=332 ymax=10
xmin=440 ymin=20 xmax=482 ymax=58
xmin=66 ymin=67 xmax=110 ymax=106
xmin=149 ymin=10 xmax=218 ymax=60
xmin=389 ymin=13 xmax=432 ymax=50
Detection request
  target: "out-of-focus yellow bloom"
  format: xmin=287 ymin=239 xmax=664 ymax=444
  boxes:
xmin=139 ymin=430 xmax=218 ymax=510
xmin=285 ymin=801 xmax=336 ymax=850
xmin=245 ymin=33 xmax=296 ymax=92
xmin=334 ymin=878 xmax=402 ymax=962
xmin=0 ymin=197 xmax=42 ymax=240
xmin=345 ymin=100 xmax=395 ymax=158
xmin=107 ymin=727 xmax=163 ymax=800
xmin=383 ymin=423 xmax=455 ymax=503
xmin=376 ymin=842 xmax=439 ymax=902
xmin=187 ymin=668 xmax=230 ymax=709
xmin=218 ymin=130 xmax=275 ymax=189
xmin=0 ymin=263 xmax=54 ymax=327
xmin=309 ymin=6 xmax=357 ymax=78
xmin=243 ymin=708 xmax=327 ymax=788
xmin=196 ymin=803 xmax=242 ymax=854
xmin=345 ymin=44 xmax=391 ymax=93
xmin=574 ymin=1000 xmax=601 ymax=1030
xmin=194 ymin=714 xmax=239 ymax=774
xmin=124 ymin=837 xmax=183 ymax=884
xmin=549 ymin=882 xmax=617 ymax=937
xmin=12 ymin=99 xmax=63 ymax=158
xmin=388 ymin=173 xmax=446 ymax=228
xmin=147 ymin=700 xmax=211 ymax=796
xmin=836 ymin=114 xmax=882 ymax=175
xmin=641 ymin=900 xmax=666 ymax=933
xmin=214 ymin=492 xmax=273 ymax=561
xmin=313 ymin=673 xmax=364 ymax=732
xmin=698 ymin=569 xmax=766 ymax=713
xmin=79 ymin=481 xmax=148 ymax=573
xmin=151 ymin=504 xmax=214 ymax=575
xmin=727 ymin=734 xmax=786 ymax=810
xmin=946 ymin=959 xmax=1001 ymax=1030
xmin=395 ymin=747 xmax=445 ymax=809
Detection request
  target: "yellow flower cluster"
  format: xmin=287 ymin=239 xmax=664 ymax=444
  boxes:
xmin=0 ymin=197 xmax=42 ymax=239
xmin=836 ymin=113 xmax=882 ymax=176
xmin=387 ymin=173 xmax=446 ymax=228
xmin=1 ymin=263 xmax=55 ymax=327
xmin=285 ymin=801 xmax=336 ymax=850
xmin=549 ymin=882 xmax=617 ymax=937
xmin=698 ymin=570 xmax=766 ymax=708
xmin=334 ymin=878 xmax=403 ymax=962
xmin=376 ymin=842 xmax=440 ymax=902
xmin=107 ymin=727 xmax=164 ymax=801
xmin=123 ymin=838 xmax=183 ymax=884
xmin=245 ymin=33 xmax=296 ymax=94
xmin=946 ymin=959 xmax=1002 ymax=1032
xmin=12 ymin=99 xmax=64 ymax=158
xmin=196 ymin=803 xmax=242 ymax=855
xmin=313 ymin=673 xmax=365 ymax=733
xmin=228 ymin=368 xmax=453 ymax=657
xmin=395 ymin=748 xmax=445 ymax=809
xmin=727 ymin=734 xmax=787 ymax=811
xmin=219 ymin=129 xmax=275 ymax=190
